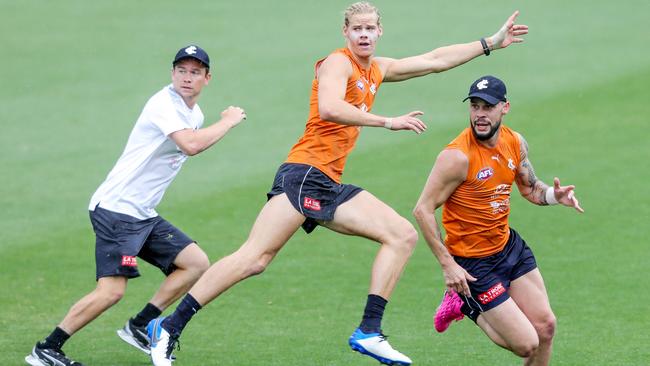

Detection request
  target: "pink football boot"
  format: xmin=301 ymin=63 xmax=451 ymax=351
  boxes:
xmin=433 ymin=290 xmax=465 ymax=332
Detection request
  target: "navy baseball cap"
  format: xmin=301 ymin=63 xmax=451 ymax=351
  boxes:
xmin=173 ymin=45 xmax=210 ymax=68
xmin=463 ymin=75 xmax=507 ymax=105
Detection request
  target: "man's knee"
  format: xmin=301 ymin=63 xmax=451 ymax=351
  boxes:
xmin=386 ymin=220 xmax=418 ymax=254
xmin=403 ymin=224 xmax=419 ymax=249
xmin=234 ymin=245 xmax=276 ymax=278
xmin=535 ymin=313 xmax=557 ymax=343
xmin=189 ymin=250 xmax=210 ymax=275
xmin=511 ymin=339 xmax=539 ymax=358
xmin=175 ymin=244 xmax=210 ymax=275
xmin=245 ymin=253 xmax=274 ymax=277
xmin=95 ymin=282 xmax=126 ymax=306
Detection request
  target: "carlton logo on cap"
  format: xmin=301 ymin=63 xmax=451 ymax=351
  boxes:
xmin=463 ymin=75 xmax=507 ymax=105
xmin=173 ymin=44 xmax=210 ymax=68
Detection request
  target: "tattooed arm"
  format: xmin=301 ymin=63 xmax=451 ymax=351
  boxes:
xmin=515 ymin=133 xmax=550 ymax=205
xmin=515 ymin=133 xmax=585 ymax=212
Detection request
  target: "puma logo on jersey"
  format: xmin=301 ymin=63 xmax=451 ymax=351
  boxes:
xmin=491 ymin=155 xmax=500 ymax=161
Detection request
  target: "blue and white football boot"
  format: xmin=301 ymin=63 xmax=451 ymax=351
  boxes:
xmin=348 ymin=328 xmax=412 ymax=365
xmin=148 ymin=317 xmax=177 ymax=366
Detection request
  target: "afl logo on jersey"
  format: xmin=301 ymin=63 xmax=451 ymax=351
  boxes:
xmin=477 ymin=167 xmax=494 ymax=181
xmin=356 ymin=80 xmax=364 ymax=90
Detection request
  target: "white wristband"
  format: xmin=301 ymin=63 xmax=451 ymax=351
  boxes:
xmin=384 ymin=118 xmax=393 ymax=130
xmin=545 ymin=187 xmax=558 ymax=205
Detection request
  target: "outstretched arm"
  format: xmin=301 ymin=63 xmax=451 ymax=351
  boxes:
xmin=378 ymin=11 xmax=528 ymax=82
xmin=515 ymin=133 xmax=584 ymax=212
xmin=413 ymin=149 xmax=477 ymax=296
xmin=170 ymin=106 xmax=246 ymax=156
xmin=317 ymin=53 xmax=427 ymax=134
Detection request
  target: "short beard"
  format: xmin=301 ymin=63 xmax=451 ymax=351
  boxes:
xmin=471 ymin=119 xmax=501 ymax=141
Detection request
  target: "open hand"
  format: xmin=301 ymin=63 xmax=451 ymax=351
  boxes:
xmin=387 ymin=111 xmax=427 ymax=134
xmin=551 ymin=177 xmax=584 ymax=213
xmin=489 ymin=10 xmax=529 ymax=49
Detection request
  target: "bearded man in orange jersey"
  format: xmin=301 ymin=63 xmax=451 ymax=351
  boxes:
xmin=149 ymin=4 xmax=528 ymax=366
xmin=413 ymin=75 xmax=583 ymax=366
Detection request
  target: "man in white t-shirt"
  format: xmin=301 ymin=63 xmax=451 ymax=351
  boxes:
xmin=26 ymin=45 xmax=247 ymax=366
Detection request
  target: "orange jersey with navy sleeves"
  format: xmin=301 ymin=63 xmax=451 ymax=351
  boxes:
xmin=285 ymin=48 xmax=383 ymax=183
xmin=442 ymin=126 xmax=522 ymax=258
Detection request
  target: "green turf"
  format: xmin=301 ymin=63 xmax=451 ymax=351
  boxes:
xmin=2 ymin=0 xmax=649 ymax=365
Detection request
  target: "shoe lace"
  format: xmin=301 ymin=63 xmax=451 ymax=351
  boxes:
xmin=166 ymin=335 xmax=180 ymax=360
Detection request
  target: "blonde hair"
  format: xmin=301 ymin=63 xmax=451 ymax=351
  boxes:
xmin=344 ymin=2 xmax=381 ymax=26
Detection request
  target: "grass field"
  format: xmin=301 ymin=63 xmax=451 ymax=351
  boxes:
xmin=2 ymin=0 xmax=649 ymax=365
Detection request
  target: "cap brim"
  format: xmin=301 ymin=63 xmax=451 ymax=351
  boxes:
xmin=462 ymin=93 xmax=501 ymax=105
xmin=173 ymin=55 xmax=209 ymax=68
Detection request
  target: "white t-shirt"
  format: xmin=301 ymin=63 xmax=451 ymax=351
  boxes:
xmin=89 ymin=84 xmax=204 ymax=219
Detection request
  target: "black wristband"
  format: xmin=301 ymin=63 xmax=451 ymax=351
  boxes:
xmin=480 ymin=38 xmax=490 ymax=56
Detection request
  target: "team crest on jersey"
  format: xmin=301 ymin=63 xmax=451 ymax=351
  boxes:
xmin=356 ymin=80 xmax=364 ymax=91
xmin=476 ymin=167 xmax=494 ymax=181
xmin=169 ymin=155 xmax=187 ymax=169
xmin=508 ymin=158 xmax=516 ymax=170
xmin=303 ymin=197 xmax=321 ymax=211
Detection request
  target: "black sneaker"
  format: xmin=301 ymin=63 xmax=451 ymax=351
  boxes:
xmin=25 ymin=343 xmax=84 ymax=366
xmin=117 ymin=318 xmax=151 ymax=354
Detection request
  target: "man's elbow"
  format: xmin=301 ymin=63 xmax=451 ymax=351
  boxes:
xmin=178 ymin=142 xmax=202 ymax=156
xmin=412 ymin=204 xmax=427 ymax=221
xmin=318 ymin=103 xmax=339 ymax=121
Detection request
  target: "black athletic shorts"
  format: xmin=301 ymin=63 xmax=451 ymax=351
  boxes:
xmin=267 ymin=163 xmax=363 ymax=233
xmin=455 ymin=228 xmax=537 ymax=313
xmin=89 ymin=205 xmax=194 ymax=280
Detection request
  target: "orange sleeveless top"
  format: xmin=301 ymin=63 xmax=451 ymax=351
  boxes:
xmin=442 ymin=126 xmax=521 ymax=257
xmin=285 ymin=48 xmax=383 ymax=183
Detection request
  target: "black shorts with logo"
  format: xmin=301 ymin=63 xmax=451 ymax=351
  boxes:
xmin=455 ymin=228 xmax=537 ymax=313
xmin=89 ymin=205 xmax=194 ymax=280
xmin=267 ymin=163 xmax=363 ymax=233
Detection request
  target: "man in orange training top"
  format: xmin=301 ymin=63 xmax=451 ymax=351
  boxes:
xmin=414 ymin=75 xmax=583 ymax=366
xmin=149 ymin=3 xmax=529 ymax=366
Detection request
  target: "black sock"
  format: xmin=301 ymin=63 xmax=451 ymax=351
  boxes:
xmin=131 ymin=303 xmax=162 ymax=327
xmin=162 ymin=294 xmax=202 ymax=337
xmin=40 ymin=327 xmax=70 ymax=350
xmin=460 ymin=303 xmax=480 ymax=323
xmin=359 ymin=294 xmax=387 ymax=334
